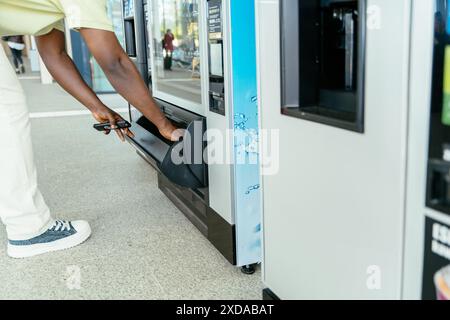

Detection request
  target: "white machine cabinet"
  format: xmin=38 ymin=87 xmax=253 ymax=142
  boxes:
xmin=257 ymin=0 xmax=438 ymax=300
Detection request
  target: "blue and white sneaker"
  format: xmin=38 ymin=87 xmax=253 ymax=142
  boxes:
xmin=7 ymin=220 xmax=91 ymax=259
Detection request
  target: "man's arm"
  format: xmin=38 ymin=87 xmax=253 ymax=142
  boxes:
xmin=78 ymin=28 xmax=180 ymax=141
xmin=35 ymin=29 xmax=132 ymax=141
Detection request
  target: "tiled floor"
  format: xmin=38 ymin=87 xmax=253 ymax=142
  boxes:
xmin=0 ymin=78 xmax=262 ymax=300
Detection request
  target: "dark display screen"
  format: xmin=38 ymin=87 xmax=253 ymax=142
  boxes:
xmin=208 ymin=0 xmax=222 ymax=38
xmin=207 ymin=0 xmax=225 ymax=115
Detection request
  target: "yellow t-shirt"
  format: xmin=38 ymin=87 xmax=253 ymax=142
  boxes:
xmin=0 ymin=0 xmax=114 ymax=36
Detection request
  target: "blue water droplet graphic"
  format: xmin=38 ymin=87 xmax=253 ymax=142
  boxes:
xmin=245 ymin=184 xmax=260 ymax=195
xmin=234 ymin=113 xmax=249 ymax=130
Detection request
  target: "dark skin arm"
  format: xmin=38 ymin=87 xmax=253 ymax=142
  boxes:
xmin=35 ymin=29 xmax=180 ymax=141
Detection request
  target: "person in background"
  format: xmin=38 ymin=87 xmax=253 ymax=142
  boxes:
xmin=163 ymin=29 xmax=175 ymax=70
xmin=2 ymin=35 xmax=25 ymax=74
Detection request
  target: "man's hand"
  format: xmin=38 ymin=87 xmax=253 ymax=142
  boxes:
xmin=35 ymin=30 xmax=132 ymax=143
xmin=91 ymin=104 xmax=134 ymax=142
xmin=158 ymin=120 xmax=185 ymax=142
xmin=79 ymin=29 xmax=183 ymax=142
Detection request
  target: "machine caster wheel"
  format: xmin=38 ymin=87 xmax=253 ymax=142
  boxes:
xmin=241 ymin=264 xmax=256 ymax=275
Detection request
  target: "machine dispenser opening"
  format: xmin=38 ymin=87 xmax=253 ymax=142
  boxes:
xmin=124 ymin=18 xmax=137 ymax=57
xmin=280 ymin=0 xmax=365 ymax=132
xmin=427 ymin=160 xmax=450 ymax=214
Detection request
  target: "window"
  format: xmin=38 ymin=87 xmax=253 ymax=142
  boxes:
xmin=71 ymin=0 xmax=126 ymax=93
xmin=151 ymin=0 xmax=202 ymax=107
xmin=280 ymin=0 xmax=366 ymax=132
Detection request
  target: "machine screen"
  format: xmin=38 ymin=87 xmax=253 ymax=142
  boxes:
xmin=210 ymin=43 xmax=223 ymax=77
xmin=207 ymin=0 xmax=225 ymax=115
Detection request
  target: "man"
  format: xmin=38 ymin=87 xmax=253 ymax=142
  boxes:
xmin=0 ymin=0 xmax=180 ymax=258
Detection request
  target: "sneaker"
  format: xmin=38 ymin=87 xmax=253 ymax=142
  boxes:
xmin=7 ymin=220 xmax=91 ymax=259
xmin=20 ymin=64 xmax=25 ymax=74
xmin=15 ymin=68 xmax=20 ymax=74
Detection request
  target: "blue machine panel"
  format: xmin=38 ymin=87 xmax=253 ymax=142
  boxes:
xmin=230 ymin=0 xmax=262 ymax=266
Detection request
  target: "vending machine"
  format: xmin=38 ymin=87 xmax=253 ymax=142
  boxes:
xmin=420 ymin=0 xmax=450 ymax=301
xmin=256 ymin=0 xmax=436 ymax=299
xmin=122 ymin=0 xmax=148 ymax=84
xmin=122 ymin=0 xmax=262 ymax=270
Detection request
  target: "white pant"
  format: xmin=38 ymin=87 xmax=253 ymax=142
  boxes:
xmin=0 ymin=46 xmax=52 ymax=241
